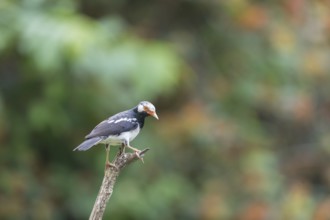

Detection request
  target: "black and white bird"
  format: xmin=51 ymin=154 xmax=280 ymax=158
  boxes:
xmin=73 ymin=101 xmax=158 ymax=166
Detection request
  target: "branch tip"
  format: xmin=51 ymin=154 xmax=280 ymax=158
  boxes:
xmin=139 ymin=148 xmax=150 ymax=157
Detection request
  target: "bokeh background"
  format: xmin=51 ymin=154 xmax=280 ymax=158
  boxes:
xmin=1 ymin=0 xmax=330 ymax=219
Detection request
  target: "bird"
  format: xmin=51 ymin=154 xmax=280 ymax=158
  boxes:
xmin=73 ymin=101 xmax=158 ymax=167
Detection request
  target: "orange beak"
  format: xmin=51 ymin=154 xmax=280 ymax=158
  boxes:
xmin=150 ymin=111 xmax=159 ymax=120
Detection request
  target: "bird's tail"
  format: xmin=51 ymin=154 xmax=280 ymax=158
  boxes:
xmin=73 ymin=137 xmax=103 ymax=151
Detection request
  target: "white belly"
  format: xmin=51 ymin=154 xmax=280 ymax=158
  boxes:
xmin=100 ymin=126 xmax=140 ymax=146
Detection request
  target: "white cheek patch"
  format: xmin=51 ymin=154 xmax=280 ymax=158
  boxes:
xmin=138 ymin=104 xmax=144 ymax=112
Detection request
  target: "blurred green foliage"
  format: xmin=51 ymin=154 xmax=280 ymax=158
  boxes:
xmin=1 ymin=0 xmax=330 ymax=219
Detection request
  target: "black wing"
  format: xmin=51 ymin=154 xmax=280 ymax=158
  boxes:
xmin=85 ymin=118 xmax=138 ymax=139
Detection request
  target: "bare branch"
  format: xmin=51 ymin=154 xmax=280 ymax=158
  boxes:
xmin=89 ymin=148 xmax=150 ymax=220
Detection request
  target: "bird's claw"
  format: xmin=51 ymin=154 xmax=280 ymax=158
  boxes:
xmin=134 ymin=150 xmax=144 ymax=163
xmin=105 ymin=161 xmax=118 ymax=169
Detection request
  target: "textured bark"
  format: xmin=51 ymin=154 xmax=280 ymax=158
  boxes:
xmin=89 ymin=148 xmax=149 ymax=220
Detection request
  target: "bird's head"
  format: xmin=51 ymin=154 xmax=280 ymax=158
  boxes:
xmin=137 ymin=101 xmax=159 ymax=120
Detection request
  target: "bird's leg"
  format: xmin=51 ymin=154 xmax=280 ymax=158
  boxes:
xmin=117 ymin=143 xmax=125 ymax=156
xmin=105 ymin=144 xmax=117 ymax=168
xmin=121 ymin=143 xmax=126 ymax=154
xmin=126 ymin=145 xmax=140 ymax=153
xmin=105 ymin=144 xmax=110 ymax=163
